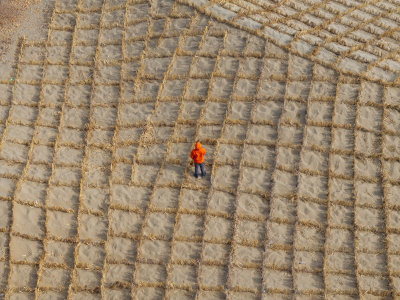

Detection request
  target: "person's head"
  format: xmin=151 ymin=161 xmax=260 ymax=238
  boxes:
xmin=195 ymin=141 xmax=201 ymax=149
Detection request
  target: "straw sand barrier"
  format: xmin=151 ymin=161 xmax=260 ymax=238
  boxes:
xmin=0 ymin=0 xmax=399 ymax=298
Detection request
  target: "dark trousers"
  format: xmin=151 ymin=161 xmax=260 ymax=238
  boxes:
xmin=194 ymin=162 xmax=205 ymax=177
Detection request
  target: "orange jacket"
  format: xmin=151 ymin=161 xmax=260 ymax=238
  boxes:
xmin=190 ymin=142 xmax=206 ymax=164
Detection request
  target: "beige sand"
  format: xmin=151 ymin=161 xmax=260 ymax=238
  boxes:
xmin=0 ymin=0 xmax=399 ymax=299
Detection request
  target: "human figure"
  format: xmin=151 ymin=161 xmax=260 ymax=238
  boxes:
xmin=190 ymin=141 xmax=206 ymax=178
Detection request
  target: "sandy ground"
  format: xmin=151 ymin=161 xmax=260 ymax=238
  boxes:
xmin=0 ymin=0 xmax=400 ymax=299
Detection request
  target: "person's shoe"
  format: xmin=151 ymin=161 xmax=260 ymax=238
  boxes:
xmin=194 ymin=173 xmax=199 ymax=178
xmin=201 ymin=172 xmax=206 ymax=178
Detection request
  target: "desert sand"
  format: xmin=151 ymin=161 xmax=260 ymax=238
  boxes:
xmin=0 ymin=0 xmax=400 ymax=299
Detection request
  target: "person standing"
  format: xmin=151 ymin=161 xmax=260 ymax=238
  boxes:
xmin=190 ymin=141 xmax=206 ymax=178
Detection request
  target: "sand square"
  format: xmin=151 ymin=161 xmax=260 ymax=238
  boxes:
xmin=86 ymin=148 xmax=112 ymax=167
xmin=38 ymin=107 xmax=60 ymax=126
xmin=310 ymin=81 xmax=336 ymax=100
xmin=5 ymin=124 xmax=33 ymax=144
xmin=356 ymin=207 xmax=384 ymax=229
xmin=357 ymin=106 xmax=382 ymax=131
xmin=66 ymin=84 xmax=91 ymax=106
xmin=276 ymin=146 xmax=299 ymax=169
xmin=81 ymin=186 xmax=109 ymax=212
xmin=171 ymin=241 xmax=201 ymax=262
xmin=330 ymin=153 xmax=353 ymax=176
xmin=79 ymin=214 xmax=107 ymax=241
xmin=58 ymin=128 xmax=84 ymax=146
xmin=235 ymin=219 xmax=265 ymax=242
xmin=204 ymin=216 xmax=232 ymax=241
xmin=47 ymin=46 xmax=70 ymax=64
xmin=222 ymin=124 xmax=247 ymax=141
xmin=329 ymin=204 xmax=353 ymax=227
xmin=169 ymin=264 xmax=197 ymax=287
xmin=213 ymin=165 xmax=239 ymax=190
xmin=191 ymin=56 xmax=216 ymax=76
xmin=180 ymin=188 xmax=207 ymax=211
xmin=76 ymin=243 xmax=105 ymax=268
xmin=10 ymin=105 xmax=37 ymax=123
xmin=8 ymin=264 xmax=37 ymax=289
xmin=135 ymin=263 xmax=166 ymax=283
xmin=355 ymin=181 xmax=382 ymax=206
xmin=240 ymin=167 xmax=271 ymax=193
xmin=325 ymin=251 xmax=354 ymax=272
xmin=14 ymin=83 xmax=40 ymax=105
xmin=197 ymin=124 xmax=223 ymax=140
xmin=84 ymin=167 xmax=109 ymax=186
xmin=213 ymin=56 xmax=239 ymax=76
xmin=157 ymin=164 xmax=185 ymax=186
xmin=169 ymin=55 xmax=192 ymax=77
xmin=55 ymin=146 xmax=84 ymax=165
xmin=135 ymin=288 xmax=164 ymax=300
xmin=294 ymin=250 xmax=323 ymax=269
xmin=209 ymin=77 xmax=234 ymax=99
xmin=44 ymin=240 xmax=74 ymax=266
xmin=333 ymin=103 xmax=355 ymax=125
xmin=63 ymin=107 xmax=89 ymax=128
xmin=39 ymin=267 xmax=69 ymax=289
xmin=48 ymin=185 xmax=79 ymax=210
xmin=22 ymin=45 xmax=45 ymax=62
xmin=111 ymin=162 xmax=131 ymax=184
xmin=294 ymin=272 xmax=323 ymax=292
xmin=152 ymin=187 xmax=179 ymax=209
xmin=297 ymin=200 xmax=326 ymax=224
xmin=0 ymin=143 xmax=27 ymax=163
xmin=264 ymin=248 xmax=291 ymax=268
xmin=199 ymin=265 xmax=226 ymax=287
xmin=271 ymin=170 xmax=297 ymax=196
xmin=106 ymin=237 xmax=137 ymax=261
xmin=325 ymin=228 xmax=353 ymax=251
xmin=143 ymin=212 xmax=175 ymax=238
xmin=247 ymin=124 xmax=277 ymax=144
xmin=359 ymin=82 xmax=383 ymax=104
xmin=234 ymin=245 xmax=263 ymax=265
xmin=13 ymin=203 xmax=44 ymax=238
xmin=103 ymin=263 xmax=132 ymax=285
xmin=325 ymin=273 xmax=357 ymax=292
xmin=308 ymin=101 xmax=333 ymax=122
xmin=263 ymin=269 xmax=292 ymax=290
xmin=19 ymin=64 xmax=43 ymax=82
xmin=97 ymin=65 xmax=121 ymax=83
xmin=42 ymin=84 xmax=64 ymax=105
xmin=111 ymin=185 xmax=150 ymax=210
xmin=208 ymin=190 xmax=235 ymax=214
xmin=175 ymin=214 xmax=204 ymax=238
xmin=202 ymin=102 xmax=227 ymax=122
xmin=304 ymin=126 xmax=331 ymax=148
xmin=132 ymin=164 xmax=159 ymax=185
xmin=44 ymin=65 xmax=68 ymax=82
xmin=300 ymin=150 xmax=328 ymax=172
xmin=358 ymin=275 xmax=390 ymax=293
xmin=331 ymin=128 xmax=353 ymax=151
xmin=180 ymin=36 xmax=202 ymax=54
xmin=72 ymin=45 xmax=96 ymax=63
xmin=185 ymin=79 xmax=209 ymax=98
xmin=74 ymin=268 xmax=101 ymax=289
xmin=10 ymin=236 xmax=42 ymax=263
xmin=151 ymin=102 xmax=180 ymax=123
xmin=115 ymin=144 xmax=139 ymax=163
xmin=100 ymin=27 xmax=123 ymax=44
xmin=139 ymin=240 xmax=171 ymax=263
xmin=47 ymin=210 xmax=76 ymax=239
xmin=109 ymin=210 xmax=142 ymax=235
xmin=70 ymin=65 xmax=93 ymax=84
xmin=127 ymin=3 xmax=150 ymax=20
xmin=294 ymin=225 xmax=324 ymax=248
xmin=252 ymin=101 xmax=280 ymax=124
xmin=269 ymin=197 xmax=295 ymax=221
xmin=16 ymin=181 xmax=47 ymax=205
xmin=160 ymin=80 xmax=186 ymax=99
xmin=355 ymin=157 xmax=380 ymax=179
xmin=298 ymin=173 xmax=327 ymax=200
